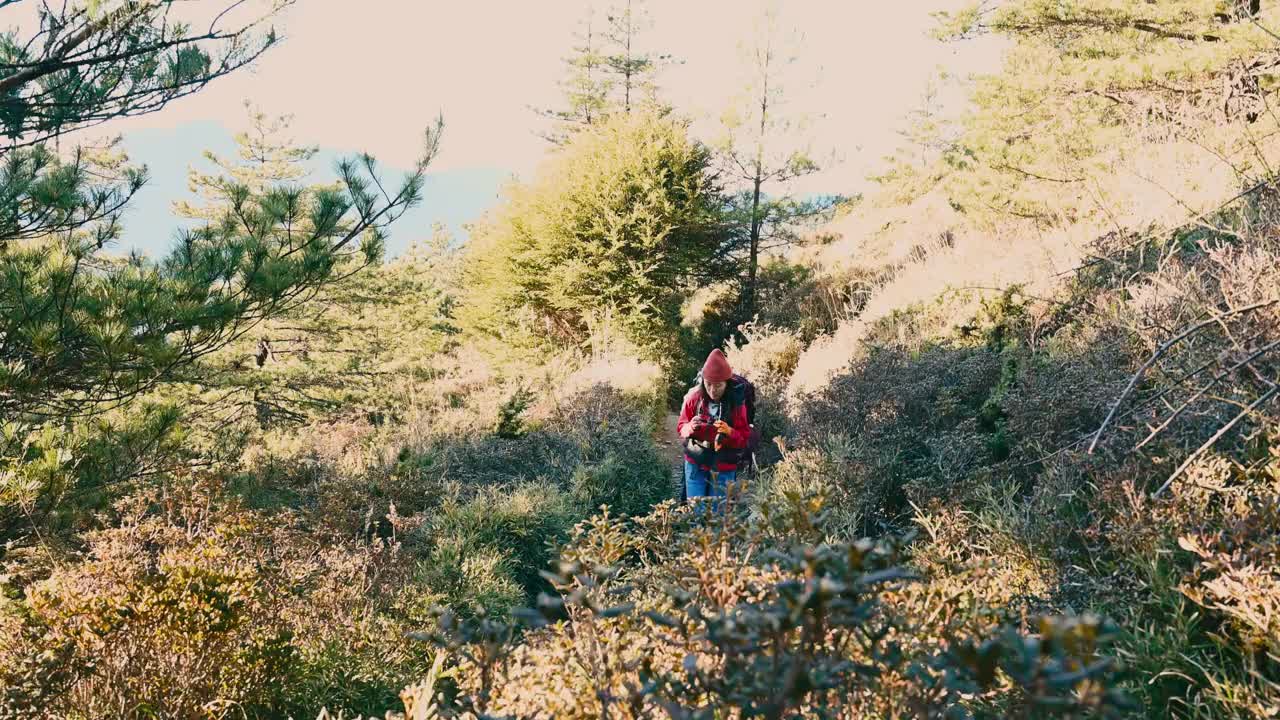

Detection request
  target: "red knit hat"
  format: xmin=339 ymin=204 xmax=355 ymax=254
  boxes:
xmin=701 ymin=349 xmax=732 ymax=384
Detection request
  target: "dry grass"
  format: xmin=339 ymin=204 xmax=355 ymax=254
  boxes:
xmin=784 ymin=117 xmax=1280 ymax=410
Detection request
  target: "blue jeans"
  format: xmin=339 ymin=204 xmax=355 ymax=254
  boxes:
xmin=684 ymin=460 xmax=736 ymax=512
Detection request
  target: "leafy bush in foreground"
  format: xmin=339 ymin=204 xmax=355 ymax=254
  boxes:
xmin=380 ymin=488 xmax=1130 ymax=720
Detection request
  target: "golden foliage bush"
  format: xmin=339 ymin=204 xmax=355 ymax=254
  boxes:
xmin=724 ymin=172 xmax=1280 ymax=716
xmin=2 ymin=481 xmax=349 ymax=718
xmin=399 ymin=490 xmax=1130 ymax=720
xmin=2 ymin=329 xmax=676 ymax=718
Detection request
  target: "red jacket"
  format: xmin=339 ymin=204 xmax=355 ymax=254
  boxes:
xmin=677 ymin=385 xmax=750 ymax=472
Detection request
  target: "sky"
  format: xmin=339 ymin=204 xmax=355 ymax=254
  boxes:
xmin=7 ymin=0 xmax=1005 ymax=258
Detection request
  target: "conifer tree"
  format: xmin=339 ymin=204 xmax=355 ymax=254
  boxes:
xmin=175 ymin=102 xmax=320 ymax=221
xmin=164 ymin=106 xmax=454 ymax=431
xmin=537 ymin=9 xmax=612 ymax=144
xmin=0 ymin=1 xmax=441 ymax=422
xmin=539 ymin=0 xmax=672 ymax=144
xmin=0 ymin=0 xmax=276 ymax=147
xmin=462 ymin=112 xmax=721 ymax=359
xmin=716 ymin=3 xmax=840 ymax=318
xmin=162 ymin=105 xmax=448 ymax=430
xmin=934 ymin=0 xmax=1280 ymax=223
xmin=0 ymin=1 xmax=441 ymax=527
xmin=870 ymin=74 xmax=962 ymax=205
xmin=600 ymin=0 xmax=669 ymax=115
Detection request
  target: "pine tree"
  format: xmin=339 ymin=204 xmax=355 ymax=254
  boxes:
xmin=160 ymin=106 xmax=456 ymax=431
xmin=716 ymin=3 xmax=840 ymax=319
xmin=0 ymin=1 xmax=440 ymax=420
xmin=0 ymin=1 xmax=442 ymax=521
xmin=0 ymin=1 xmax=274 ymax=147
xmin=537 ymin=9 xmax=613 ymax=144
xmin=933 ymin=0 xmax=1280 ymax=223
xmin=174 ymin=102 xmax=321 ymax=222
xmin=600 ymin=0 xmax=669 ymax=115
xmin=870 ymin=74 xmax=963 ymax=205
xmin=539 ymin=0 xmax=672 ymax=144
xmin=462 ymin=112 xmax=722 ymax=359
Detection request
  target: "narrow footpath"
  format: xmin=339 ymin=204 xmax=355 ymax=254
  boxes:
xmin=657 ymin=411 xmax=682 ymax=499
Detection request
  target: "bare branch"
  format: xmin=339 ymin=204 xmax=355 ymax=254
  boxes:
xmin=1087 ymin=299 xmax=1278 ymax=453
xmin=1151 ymin=383 xmax=1278 ymax=498
xmin=1135 ymin=338 xmax=1280 ymax=450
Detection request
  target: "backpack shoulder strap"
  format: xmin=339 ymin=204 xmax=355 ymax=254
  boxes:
xmin=733 ymin=375 xmax=756 ymax=425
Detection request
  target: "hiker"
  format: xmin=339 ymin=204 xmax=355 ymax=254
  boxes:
xmin=678 ymin=349 xmax=752 ymax=506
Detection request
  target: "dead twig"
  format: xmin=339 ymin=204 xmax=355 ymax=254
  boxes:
xmin=1151 ymin=382 xmax=1278 ymax=498
xmin=1134 ymin=337 xmax=1280 ymax=450
xmin=1088 ymin=299 xmax=1278 ymax=453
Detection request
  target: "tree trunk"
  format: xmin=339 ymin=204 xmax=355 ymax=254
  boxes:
xmin=586 ymin=20 xmax=596 ymax=125
xmin=624 ymin=0 xmax=634 ymax=113
xmin=1221 ymin=0 xmax=1261 ymax=20
xmin=746 ymin=57 xmax=770 ymax=321
xmin=746 ymin=173 xmax=763 ymax=319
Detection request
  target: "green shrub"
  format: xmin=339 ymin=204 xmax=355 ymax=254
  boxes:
xmin=724 ymin=322 xmax=805 ymax=464
xmin=788 ymin=342 xmax=1003 ymax=533
xmin=425 ymin=482 xmax=579 ymax=603
xmin=460 ymin=111 xmax=724 ymax=360
xmin=494 ymin=388 xmax=536 ymax=439
xmin=569 ymin=447 xmax=669 ymax=518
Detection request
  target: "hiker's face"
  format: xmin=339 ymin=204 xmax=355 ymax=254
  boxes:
xmin=705 ymin=379 xmax=727 ymax=400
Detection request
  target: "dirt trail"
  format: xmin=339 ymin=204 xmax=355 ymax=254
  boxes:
xmin=656 ymin=411 xmax=683 ymax=498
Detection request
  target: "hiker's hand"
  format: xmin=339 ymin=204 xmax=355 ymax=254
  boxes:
xmin=680 ymin=418 xmax=704 ymax=438
xmin=714 ymin=420 xmax=732 ymax=436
